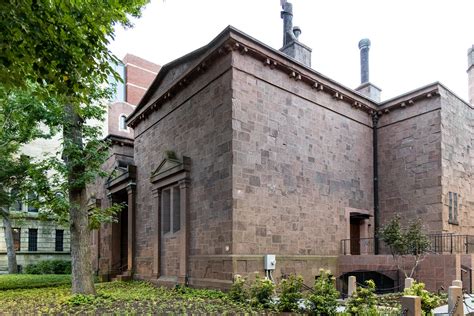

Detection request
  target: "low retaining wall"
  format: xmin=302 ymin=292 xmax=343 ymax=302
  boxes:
xmin=338 ymin=254 xmax=467 ymax=292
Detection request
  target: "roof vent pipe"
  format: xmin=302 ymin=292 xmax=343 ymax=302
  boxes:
xmin=359 ymin=38 xmax=371 ymax=84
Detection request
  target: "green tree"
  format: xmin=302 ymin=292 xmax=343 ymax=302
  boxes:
xmin=0 ymin=83 xmax=59 ymax=274
xmin=1 ymin=0 xmax=149 ymax=294
xmin=378 ymin=215 xmax=431 ymax=278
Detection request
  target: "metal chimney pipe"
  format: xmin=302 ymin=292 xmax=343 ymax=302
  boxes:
xmin=358 ymin=39 xmax=371 ymax=84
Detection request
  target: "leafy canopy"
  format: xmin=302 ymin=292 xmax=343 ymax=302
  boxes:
xmin=379 ymin=215 xmax=431 ymax=256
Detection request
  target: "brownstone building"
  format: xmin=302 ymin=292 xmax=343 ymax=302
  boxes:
xmin=91 ymin=4 xmax=474 ymax=291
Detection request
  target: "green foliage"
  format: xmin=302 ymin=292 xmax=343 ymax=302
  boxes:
xmin=0 ymin=274 xmax=71 ymax=290
xmin=249 ymin=275 xmax=276 ymax=309
xmin=23 ymin=260 xmax=72 ymax=275
xmin=228 ymin=274 xmax=248 ymax=303
xmin=379 ymin=215 xmax=431 ymax=257
xmin=0 ymin=280 xmax=264 ymax=314
xmin=404 ymin=281 xmax=442 ymax=315
xmin=308 ymin=269 xmax=340 ymax=315
xmin=277 ymin=274 xmax=304 ymax=312
xmin=345 ymin=280 xmax=378 ymax=315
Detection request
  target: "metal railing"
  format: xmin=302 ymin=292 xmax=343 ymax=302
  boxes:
xmin=340 ymin=233 xmax=474 ymax=255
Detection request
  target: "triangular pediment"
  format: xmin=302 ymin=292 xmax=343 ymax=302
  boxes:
xmin=151 ymin=157 xmax=183 ymax=177
xmin=150 ymin=153 xmax=190 ymax=184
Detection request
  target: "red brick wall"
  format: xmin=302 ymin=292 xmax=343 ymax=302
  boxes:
xmin=123 ymin=54 xmax=160 ymax=106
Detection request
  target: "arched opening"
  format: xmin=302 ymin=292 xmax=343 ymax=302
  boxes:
xmin=338 ymin=270 xmax=400 ymax=296
xmin=119 ymin=115 xmax=127 ymax=130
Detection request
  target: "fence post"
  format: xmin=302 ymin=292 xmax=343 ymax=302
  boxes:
xmin=400 ymin=296 xmax=421 ymax=316
xmin=448 ymin=285 xmax=464 ymax=316
xmin=404 ymin=277 xmax=414 ymax=290
xmin=348 ymin=276 xmax=356 ymax=297
xmin=452 ymin=280 xmax=462 ymax=288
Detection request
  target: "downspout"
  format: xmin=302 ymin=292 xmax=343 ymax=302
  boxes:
xmin=372 ymin=113 xmax=380 ymax=254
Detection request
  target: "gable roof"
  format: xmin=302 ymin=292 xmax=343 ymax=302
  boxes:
xmin=127 ymin=26 xmax=383 ymax=128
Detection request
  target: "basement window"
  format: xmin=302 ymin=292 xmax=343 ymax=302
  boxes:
xmin=448 ymin=192 xmax=459 ymax=225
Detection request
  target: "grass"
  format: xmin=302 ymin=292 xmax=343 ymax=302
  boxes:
xmin=0 ymin=274 xmax=71 ymax=290
xmin=0 ymin=279 xmax=263 ymax=315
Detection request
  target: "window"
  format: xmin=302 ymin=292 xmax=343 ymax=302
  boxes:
xmin=55 ymin=230 xmax=64 ymax=251
xmin=109 ymin=63 xmax=126 ymax=102
xmin=161 ymin=186 xmax=181 ymax=234
xmin=28 ymin=229 xmax=38 ymax=251
xmin=27 ymin=192 xmax=38 ymax=213
xmin=12 ymin=228 xmax=20 ymax=251
xmin=119 ymin=115 xmax=127 ymax=130
xmin=10 ymin=188 xmax=22 ymax=212
xmin=449 ymin=192 xmax=459 ymax=224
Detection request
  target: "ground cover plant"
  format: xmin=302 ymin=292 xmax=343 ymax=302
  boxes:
xmin=0 ymin=279 xmax=263 ymax=315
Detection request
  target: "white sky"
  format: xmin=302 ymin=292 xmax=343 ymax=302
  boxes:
xmin=109 ymin=0 xmax=474 ymax=102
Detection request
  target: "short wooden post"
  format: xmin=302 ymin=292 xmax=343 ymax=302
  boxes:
xmin=448 ymin=285 xmax=464 ymax=316
xmin=404 ymin=277 xmax=414 ymax=289
xmin=400 ymin=295 xmax=421 ymax=316
xmin=348 ymin=276 xmax=356 ymax=297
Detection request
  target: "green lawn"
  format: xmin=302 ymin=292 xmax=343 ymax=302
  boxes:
xmin=0 ymin=276 xmax=262 ymax=314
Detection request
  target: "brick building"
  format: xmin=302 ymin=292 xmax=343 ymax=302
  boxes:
xmin=91 ymin=3 xmax=474 ymax=291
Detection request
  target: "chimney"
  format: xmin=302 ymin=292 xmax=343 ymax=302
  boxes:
xmin=279 ymin=1 xmax=312 ymax=67
xmin=355 ymin=38 xmax=381 ymax=103
xmin=468 ymin=45 xmax=474 ymax=105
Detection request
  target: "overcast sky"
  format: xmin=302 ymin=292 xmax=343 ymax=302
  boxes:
xmin=110 ymin=0 xmax=474 ymax=102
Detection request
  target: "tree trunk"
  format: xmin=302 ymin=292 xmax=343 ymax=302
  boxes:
xmin=1 ymin=209 xmax=18 ymax=274
xmin=64 ymin=104 xmax=95 ymax=295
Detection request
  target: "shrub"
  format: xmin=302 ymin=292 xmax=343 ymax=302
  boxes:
xmin=24 ymin=260 xmax=71 ymax=274
xmin=228 ymin=274 xmax=248 ymax=303
xmin=277 ymin=274 xmax=304 ymax=312
xmin=404 ymin=281 xmax=441 ymax=315
xmin=345 ymin=279 xmax=378 ymax=315
xmin=0 ymin=274 xmax=71 ymax=290
xmin=249 ymin=274 xmax=276 ymax=309
xmin=307 ymin=269 xmax=339 ymax=315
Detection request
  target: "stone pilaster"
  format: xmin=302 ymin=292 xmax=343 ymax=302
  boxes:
xmin=152 ymin=188 xmax=161 ymax=278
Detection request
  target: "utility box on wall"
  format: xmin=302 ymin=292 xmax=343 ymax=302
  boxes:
xmin=264 ymin=254 xmax=276 ymax=270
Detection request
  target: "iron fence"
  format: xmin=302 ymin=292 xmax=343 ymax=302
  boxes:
xmin=340 ymin=233 xmax=474 ymax=255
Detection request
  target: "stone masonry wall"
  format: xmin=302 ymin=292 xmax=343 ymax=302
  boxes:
xmin=338 ymin=254 xmax=460 ymax=292
xmin=89 ymin=142 xmax=134 ymax=274
xmin=0 ymin=218 xmax=70 ymax=273
xmin=378 ymin=97 xmax=443 ymax=233
xmin=440 ymin=88 xmax=474 ymax=233
xmin=230 ymin=50 xmax=374 ymax=280
xmin=108 ymin=102 xmax=135 ymax=138
xmin=132 ymin=53 xmax=234 ymax=282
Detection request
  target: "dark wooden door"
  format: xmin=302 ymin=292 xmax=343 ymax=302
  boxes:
xmin=350 ymin=219 xmax=361 ymax=255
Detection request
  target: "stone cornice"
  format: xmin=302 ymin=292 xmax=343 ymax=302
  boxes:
xmin=129 ymin=34 xmax=375 ymax=128
xmin=105 ymin=134 xmax=134 ymax=147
